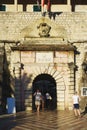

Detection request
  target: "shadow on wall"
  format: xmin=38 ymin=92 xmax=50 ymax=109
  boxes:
xmin=2 ymin=65 xmax=33 ymax=114
xmin=1 ymin=48 xmax=14 ymax=114
xmin=0 ymin=46 xmax=32 ymax=114
xmin=1 ymin=48 xmax=34 ymax=113
xmin=20 ymin=73 xmax=33 ymax=112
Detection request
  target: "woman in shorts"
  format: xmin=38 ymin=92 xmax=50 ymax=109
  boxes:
xmin=34 ymin=89 xmax=42 ymax=112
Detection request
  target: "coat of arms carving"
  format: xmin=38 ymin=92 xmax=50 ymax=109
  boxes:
xmin=37 ymin=23 xmax=51 ymax=37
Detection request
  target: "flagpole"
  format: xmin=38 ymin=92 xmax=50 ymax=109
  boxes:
xmin=14 ymin=0 xmax=18 ymax=12
xmin=41 ymin=0 xmax=42 ymax=12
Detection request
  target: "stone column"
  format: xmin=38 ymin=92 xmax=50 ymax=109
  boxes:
xmin=0 ymin=44 xmax=4 ymax=111
xmin=67 ymin=0 xmax=70 ymax=5
xmin=14 ymin=64 xmax=21 ymax=111
xmin=14 ymin=0 xmax=18 ymax=11
xmin=67 ymin=0 xmax=71 ymax=12
xmin=68 ymin=67 xmax=75 ymax=110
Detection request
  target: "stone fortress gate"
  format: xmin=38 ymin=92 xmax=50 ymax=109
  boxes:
xmin=10 ymin=18 xmax=75 ymax=111
xmin=0 ymin=12 xmax=87 ymax=112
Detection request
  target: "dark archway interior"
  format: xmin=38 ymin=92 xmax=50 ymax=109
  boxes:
xmin=32 ymin=74 xmax=57 ymax=110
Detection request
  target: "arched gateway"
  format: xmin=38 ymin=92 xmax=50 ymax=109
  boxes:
xmin=10 ymin=18 xmax=75 ymax=112
xmin=30 ymin=63 xmax=66 ymax=111
xmin=33 ymin=74 xmax=57 ymax=110
xmin=11 ymin=48 xmax=75 ymax=112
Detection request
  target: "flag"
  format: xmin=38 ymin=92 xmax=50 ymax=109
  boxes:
xmin=42 ymin=0 xmax=45 ymax=7
xmin=47 ymin=0 xmax=51 ymax=12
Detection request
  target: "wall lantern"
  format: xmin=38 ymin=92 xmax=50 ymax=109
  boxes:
xmin=82 ymin=62 xmax=87 ymax=73
xmin=68 ymin=62 xmax=78 ymax=70
xmin=13 ymin=62 xmax=24 ymax=73
xmin=21 ymin=63 xmax=24 ymax=70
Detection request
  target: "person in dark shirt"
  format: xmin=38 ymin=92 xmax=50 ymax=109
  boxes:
xmin=45 ymin=92 xmax=52 ymax=109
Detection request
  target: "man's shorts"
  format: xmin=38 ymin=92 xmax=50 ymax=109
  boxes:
xmin=73 ymin=104 xmax=79 ymax=109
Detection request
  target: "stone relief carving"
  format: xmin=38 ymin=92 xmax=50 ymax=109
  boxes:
xmin=37 ymin=23 xmax=51 ymax=37
xmin=20 ymin=18 xmax=67 ymax=39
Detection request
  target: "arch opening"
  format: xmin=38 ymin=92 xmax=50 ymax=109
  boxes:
xmin=32 ymin=74 xmax=57 ymax=111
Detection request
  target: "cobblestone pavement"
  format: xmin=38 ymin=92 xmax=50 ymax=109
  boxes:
xmin=0 ymin=110 xmax=87 ymax=130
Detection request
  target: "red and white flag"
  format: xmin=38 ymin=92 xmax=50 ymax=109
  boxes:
xmin=42 ymin=0 xmax=45 ymax=7
xmin=47 ymin=0 xmax=51 ymax=11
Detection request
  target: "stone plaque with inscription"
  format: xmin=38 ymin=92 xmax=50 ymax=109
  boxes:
xmin=36 ymin=52 xmax=53 ymax=63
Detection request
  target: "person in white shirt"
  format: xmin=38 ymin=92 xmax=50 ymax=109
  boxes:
xmin=46 ymin=92 xmax=52 ymax=109
xmin=34 ymin=89 xmax=42 ymax=112
xmin=72 ymin=91 xmax=81 ymax=117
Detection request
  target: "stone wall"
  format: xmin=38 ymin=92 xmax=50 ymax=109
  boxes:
xmin=74 ymin=42 xmax=87 ymax=109
xmin=0 ymin=12 xmax=87 ymax=42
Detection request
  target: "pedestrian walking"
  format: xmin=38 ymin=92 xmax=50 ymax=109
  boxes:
xmin=33 ymin=89 xmax=42 ymax=112
xmin=45 ymin=92 xmax=52 ymax=109
xmin=72 ymin=91 xmax=81 ymax=117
